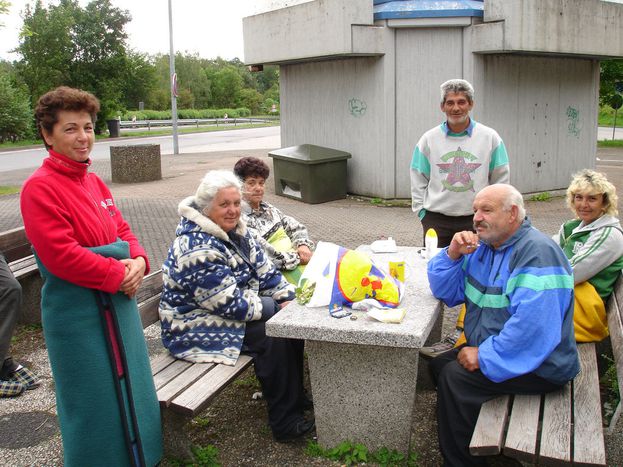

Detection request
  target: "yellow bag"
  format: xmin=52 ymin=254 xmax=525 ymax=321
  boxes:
xmin=266 ymin=227 xmax=305 ymax=286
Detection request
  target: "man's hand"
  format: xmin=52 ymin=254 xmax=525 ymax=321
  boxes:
xmin=119 ymin=256 xmax=146 ymax=298
xmin=457 ymin=346 xmax=480 ymax=372
xmin=297 ymin=245 xmax=313 ymax=265
xmin=447 ymin=231 xmax=480 ymax=260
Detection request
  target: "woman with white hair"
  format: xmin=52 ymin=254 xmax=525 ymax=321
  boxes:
xmin=159 ymin=170 xmax=314 ymax=442
xmin=555 ymin=169 xmax=623 ymax=342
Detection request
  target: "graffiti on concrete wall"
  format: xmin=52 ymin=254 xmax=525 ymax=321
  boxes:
xmin=349 ymin=98 xmax=367 ymax=118
xmin=566 ymin=106 xmax=581 ymax=137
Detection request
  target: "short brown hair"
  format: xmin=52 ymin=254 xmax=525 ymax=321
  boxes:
xmin=233 ymin=156 xmax=270 ymax=181
xmin=35 ymin=86 xmax=100 ymax=149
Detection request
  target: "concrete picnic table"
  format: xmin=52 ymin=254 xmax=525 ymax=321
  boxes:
xmin=265 ymin=245 xmax=443 ymax=454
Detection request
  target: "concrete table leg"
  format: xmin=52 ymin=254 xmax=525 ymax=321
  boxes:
xmin=306 ymin=340 xmax=420 ymax=454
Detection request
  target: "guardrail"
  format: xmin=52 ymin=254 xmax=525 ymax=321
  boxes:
xmin=119 ymin=117 xmax=279 ymax=130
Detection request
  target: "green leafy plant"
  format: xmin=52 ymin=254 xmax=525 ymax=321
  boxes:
xmin=601 ymin=354 xmax=620 ymax=424
xmin=191 ymin=445 xmax=220 ymax=467
xmin=305 ymin=440 xmax=420 ymax=466
xmin=529 ymin=192 xmax=552 ymax=202
xmin=191 ymin=416 xmax=211 ymax=428
xmin=233 ymin=373 xmax=260 ymax=388
xmin=169 ymin=444 xmax=221 ymax=467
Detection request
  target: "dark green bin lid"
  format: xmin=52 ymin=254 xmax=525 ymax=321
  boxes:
xmin=269 ymin=144 xmax=351 ymax=164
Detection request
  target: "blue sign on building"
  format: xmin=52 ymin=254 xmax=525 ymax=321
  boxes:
xmin=373 ymin=0 xmax=484 ymax=20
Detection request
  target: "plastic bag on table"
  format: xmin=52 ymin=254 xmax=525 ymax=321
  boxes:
xmin=263 ymin=226 xmax=305 ymax=285
xmin=296 ymin=241 xmax=403 ymax=309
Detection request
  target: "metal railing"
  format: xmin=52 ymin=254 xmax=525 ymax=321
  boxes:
xmin=119 ymin=117 xmax=279 ymax=130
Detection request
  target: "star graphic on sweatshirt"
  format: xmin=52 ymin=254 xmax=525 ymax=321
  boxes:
xmin=437 ymin=147 xmax=481 ymax=192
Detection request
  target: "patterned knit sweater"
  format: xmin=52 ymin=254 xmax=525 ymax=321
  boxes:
xmin=159 ymin=196 xmax=295 ymax=365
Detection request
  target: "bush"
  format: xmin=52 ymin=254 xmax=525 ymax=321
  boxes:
xmin=0 ymin=75 xmax=35 ymax=143
xmin=120 ymin=108 xmax=251 ymax=120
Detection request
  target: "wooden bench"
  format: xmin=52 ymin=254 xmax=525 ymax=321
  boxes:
xmin=0 ymin=226 xmax=42 ymax=324
xmin=469 ymin=276 xmax=623 ymax=466
xmin=136 ymin=270 xmax=254 ymax=459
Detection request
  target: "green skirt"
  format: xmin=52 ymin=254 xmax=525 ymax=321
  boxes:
xmin=37 ymin=241 xmax=162 ymax=467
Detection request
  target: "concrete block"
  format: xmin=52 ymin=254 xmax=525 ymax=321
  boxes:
xmin=110 ymin=144 xmax=162 ymax=184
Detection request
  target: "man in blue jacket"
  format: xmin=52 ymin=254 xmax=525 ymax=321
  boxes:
xmin=427 ymin=183 xmax=580 ymax=467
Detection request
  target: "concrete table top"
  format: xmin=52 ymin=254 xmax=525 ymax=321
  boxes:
xmin=266 ymin=246 xmax=442 ymax=349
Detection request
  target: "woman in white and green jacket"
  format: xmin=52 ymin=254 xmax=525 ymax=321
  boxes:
xmin=556 ymin=169 xmax=623 ymax=342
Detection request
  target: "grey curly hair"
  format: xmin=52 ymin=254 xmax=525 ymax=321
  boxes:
xmin=440 ymin=79 xmax=474 ymax=104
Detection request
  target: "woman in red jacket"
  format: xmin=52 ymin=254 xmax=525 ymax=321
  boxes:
xmin=20 ymin=87 xmax=162 ymax=467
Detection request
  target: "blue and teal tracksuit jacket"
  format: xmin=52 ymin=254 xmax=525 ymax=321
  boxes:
xmin=428 ymin=219 xmax=580 ymax=385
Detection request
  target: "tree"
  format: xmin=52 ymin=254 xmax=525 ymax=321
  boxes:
xmin=210 ymin=65 xmax=243 ymax=108
xmin=122 ymin=51 xmax=157 ymax=110
xmin=15 ymin=0 xmax=147 ymax=132
xmin=237 ymin=88 xmax=263 ymax=115
xmin=0 ymin=0 xmax=10 ymax=26
xmin=174 ymin=52 xmax=211 ymax=108
xmin=600 ymin=60 xmax=623 ymax=108
xmin=0 ymin=73 xmax=34 ymax=142
xmin=15 ymin=0 xmax=77 ymax=103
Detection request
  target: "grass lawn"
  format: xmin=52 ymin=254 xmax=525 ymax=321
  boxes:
xmin=0 ymin=186 xmax=20 ymax=196
xmin=598 ymin=106 xmax=623 ymax=127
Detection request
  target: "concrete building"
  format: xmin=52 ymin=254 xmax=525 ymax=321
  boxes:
xmin=243 ymin=0 xmax=623 ymax=199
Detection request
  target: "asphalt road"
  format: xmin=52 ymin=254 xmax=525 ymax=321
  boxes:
xmin=0 ymin=126 xmax=281 ymax=172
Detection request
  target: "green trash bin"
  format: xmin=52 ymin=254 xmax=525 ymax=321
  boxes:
xmin=268 ymin=144 xmax=351 ymax=204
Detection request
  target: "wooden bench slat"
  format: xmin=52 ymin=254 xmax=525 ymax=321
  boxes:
xmin=153 ymin=358 xmax=193 ymax=391
xmin=539 ymin=383 xmax=572 ymax=464
xmin=169 ymin=355 xmax=254 ymax=417
xmin=607 ymin=278 xmax=623 ymax=431
xmin=469 ymin=394 xmax=510 ymax=456
xmin=573 ymin=343 xmax=606 ymax=466
xmin=503 ymin=394 xmax=540 ymax=462
xmin=9 ymin=256 xmax=39 ymax=279
xmin=139 ymin=295 xmax=162 ymax=329
xmin=157 ymin=362 xmax=217 ymax=407
xmin=151 ymin=352 xmax=176 ymax=374
xmin=0 ymin=226 xmax=31 ymax=263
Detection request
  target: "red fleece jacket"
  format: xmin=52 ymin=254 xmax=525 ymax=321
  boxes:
xmin=20 ymin=150 xmax=150 ymax=293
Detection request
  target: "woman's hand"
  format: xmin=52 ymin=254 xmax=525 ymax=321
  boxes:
xmin=297 ymin=245 xmax=313 ymax=265
xmin=119 ymin=256 xmax=146 ymax=298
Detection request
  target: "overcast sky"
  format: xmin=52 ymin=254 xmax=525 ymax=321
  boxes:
xmin=3 ymin=0 xmax=622 ymax=62
xmin=0 ymin=0 xmax=308 ymax=62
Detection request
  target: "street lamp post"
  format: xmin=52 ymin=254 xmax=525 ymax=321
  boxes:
xmin=168 ymin=0 xmax=179 ymax=154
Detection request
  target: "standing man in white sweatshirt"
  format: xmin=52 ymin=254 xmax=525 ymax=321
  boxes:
xmin=410 ymin=79 xmax=510 ymax=248
xmin=412 ymin=79 xmax=511 ymax=357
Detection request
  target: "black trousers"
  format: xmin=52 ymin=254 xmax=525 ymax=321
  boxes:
xmin=242 ymin=320 xmax=306 ymax=436
xmin=421 ymin=211 xmax=475 ymax=248
xmin=429 ymin=348 xmax=563 ymax=467
xmin=0 ymin=255 xmax=21 ymax=380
